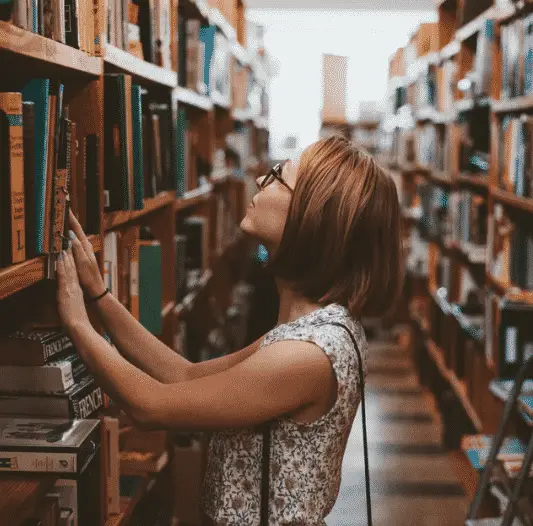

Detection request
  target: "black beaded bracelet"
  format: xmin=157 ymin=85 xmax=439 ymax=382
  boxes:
xmin=85 ymin=288 xmax=110 ymax=303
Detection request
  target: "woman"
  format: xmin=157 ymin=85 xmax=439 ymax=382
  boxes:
xmin=57 ymin=135 xmax=403 ymax=525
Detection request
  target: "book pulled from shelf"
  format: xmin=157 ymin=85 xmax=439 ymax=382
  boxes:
xmin=0 ymin=353 xmax=86 ymax=394
xmin=0 ymin=329 xmax=73 ymax=366
xmin=0 ymin=417 xmax=100 ymax=474
xmin=462 ymin=434 xmax=527 ymax=470
xmin=0 ymin=374 xmax=104 ymax=419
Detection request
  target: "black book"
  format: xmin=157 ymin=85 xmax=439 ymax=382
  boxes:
xmin=22 ymin=102 xmax=36 ymax=260
xmin=64 ymin=0 xmax=80 ymax=49
xmin=85 ymin=134 xmax=100 ymax=234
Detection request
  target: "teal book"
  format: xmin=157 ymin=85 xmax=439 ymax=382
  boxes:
xmin=199 ymin=25 xmax=216 ymax=95
xmin=176 ymin=108 xmax=187 ymax=197
xmin=22 ymin=78 xmax=50 ymax=255
xmin=139 ymin=241 xmax=162 ymax=335
xmin=131 ymin=84 xmax=144 ymax=210
xmin=463 ymin=435 xmax=526 ymax=471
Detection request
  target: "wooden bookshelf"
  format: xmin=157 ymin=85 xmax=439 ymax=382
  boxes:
xmin=104 ymin=45 xmax=177 ymax=88
xmin=430 ymin=170 xmax=454 ymax=187
xmin=492 ymin=95 xmax=533 ymax=114
xmin=103 ymin=192 xmax=176 ymax=231
xmin=172 ymin=86 xmax=213 ymax=111
xmin=456 ymin=173 xmax=489 ymax=191
xmin=0 ymin=21 xmax=102 ymax=76
xmin=491 ymin=188 xmax=533 ymax=215
xmin=456 ymin=6 xmax=497 ymax=42
xmin=0 ymin=474 xmax=58 ymax=526
xmin=0 ymin=0 xmax=270 ymax=522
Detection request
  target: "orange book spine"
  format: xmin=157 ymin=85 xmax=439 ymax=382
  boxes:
xmin=0 ymin=92 xmax=26 ymax=264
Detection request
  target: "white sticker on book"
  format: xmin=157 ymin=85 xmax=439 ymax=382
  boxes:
xmin=505 ymin=326 xmax=518 ymax=364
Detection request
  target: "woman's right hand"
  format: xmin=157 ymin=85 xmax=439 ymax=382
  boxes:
xmin=68 ymin=210 xmax=107 ymax=298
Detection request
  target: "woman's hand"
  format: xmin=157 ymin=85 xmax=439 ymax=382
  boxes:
xmin=68 ymin=210 xmax=106 ymax=297
xmin=57 ymin=249 xmax=91 ymax=331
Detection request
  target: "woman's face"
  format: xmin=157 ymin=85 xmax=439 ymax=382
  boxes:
xmin=240 ymin=158 xmax=299 ymax=251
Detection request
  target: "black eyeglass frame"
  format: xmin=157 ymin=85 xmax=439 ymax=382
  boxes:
xmin=260 ymin=162 xmax=293 ymax=192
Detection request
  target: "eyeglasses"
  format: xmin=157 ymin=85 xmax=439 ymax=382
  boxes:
xmin=260 ymin=162 xmax=293 ymax=192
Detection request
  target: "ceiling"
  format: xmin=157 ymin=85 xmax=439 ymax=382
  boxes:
xmin=245 ymin=0 xmax=435 ymax=9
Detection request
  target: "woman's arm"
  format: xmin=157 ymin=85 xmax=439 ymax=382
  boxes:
xmin=68 ymin=319 xmax=332 ymax=432
xmin=88 ymin=292 xmax=194 ymax=383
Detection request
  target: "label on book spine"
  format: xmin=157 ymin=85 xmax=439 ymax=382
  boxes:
xmin=0 ymin=451 xmax=77 ymax=472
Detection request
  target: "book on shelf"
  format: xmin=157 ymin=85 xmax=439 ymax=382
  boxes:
xmin=497 ymin=300 xmax=533 ymax=378
xmin=0 ymin=329 xmax=73 ymax=366
xmin=472 ymin=20 xmax=493 ymax=98
xmin=0 ymin=417 xmax=100 ymax=474
xmin=0 ymin=353 xmax=87 ymax=394
xmin=117 ymin=228 xmax=139 ymax=319
xmin=102 ymin=417 xmax=120 ymax=516
xmin=0 ymin=374 xmax=104 ymax=419
xmin=501 ymin=18 xmax=524 ymax=100
xmin=0 ymin=92 xmax=26 ymax=267
xmin=461 ymin=434 xmax=527 ymax=470
xmin=104 ymin=231 xmax=119 ymax=297
xmin=181 ymin=215 xmax=209 ymax=276
xmin=139 ymin=239 xmax=162 ymax=335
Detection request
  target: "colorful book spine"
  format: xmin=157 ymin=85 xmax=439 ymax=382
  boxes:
xmin=131 ymin=84 xmax=144 ymax=210
xmin=0 ymin=92 xmax=26 ymax=265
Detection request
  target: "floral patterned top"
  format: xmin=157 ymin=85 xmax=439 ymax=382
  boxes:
xmin=201 ymin=303 xmax=367 ymax=525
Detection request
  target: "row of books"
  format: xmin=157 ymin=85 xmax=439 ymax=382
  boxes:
xmin=449 ymin=190 xmax=488 ymax=257
xmin=106 ymin=0 xmax=172 ymax=69
xmin=501 ymin=13 xmax=533 ymax=100
xmin=2 ymin=0 xmax=101 ymax=55
xmin=467 ymin=20 xmax=493 ymax=99
xmin=489 ymin=203 xmax=533 ymax=291
xmin=457 ymin=110 xmax=490 ymax=177
xmin=104 ymin=74 xmax=178 ymax=212
xmin=416 ymin=123 xmax=449 ymax=172
xmin=499 ymin=116 xmax=533 ymax=199
xmin=0 ymin=83 xmax=91 ymax=266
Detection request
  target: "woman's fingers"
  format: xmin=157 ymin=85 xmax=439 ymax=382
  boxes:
xmin=56 ymin=252 xmax=66 ymax=290
xmin=68 ymin=211 xmax=93 ymax=255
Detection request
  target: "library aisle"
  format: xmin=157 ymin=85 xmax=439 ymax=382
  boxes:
xmin=328 ymin=327 xmax=469 ymax=526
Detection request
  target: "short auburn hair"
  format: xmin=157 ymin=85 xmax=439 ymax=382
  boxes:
xmin=266 ymin=135 xmax=404 ymax=318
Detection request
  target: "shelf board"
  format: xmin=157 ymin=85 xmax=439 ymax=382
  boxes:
xmin=175 ymin=186 xmax=213 ymax=212
xmin=0 ymin=21 xmax=102 ymax=76
xmin=401 ymin=163 xmax=429 ymax=175
xmin=161 ymin=301 xmax=175 ymax=318
xmin=105 ymin=475 xmax=150 ymax=526
xmin=486 ymin=272 xmax=533 ymax=304
xmin=440 ymin=40 xmax=461 ymax=62
xmin=456 ymin=173 xmax=489 ymax=192
xmin=174 ymin=268 xmax=213 ymax=316
xmin=104 ymin=45 xmax=177 ymax=88
xmin=103 ymin=192 xmax=175 ymax=231
xmin=455 ymin=96 xmax=491 ymax=114
xmin=172 ymin=86 xmax=213 ymax=111
xmin=0 ymin=474 xmax=58 ymax=526
xmin=491 ymin=187 xmax=533 ymax=215
xmin=426 ymin=338 xmax=483 ymax=432
xmin=456 ymin=7 xmax=497 ymax=43
xmin=211 ymin=91 xmax=231 ymax=110
xmin=430 ymin=170 xmax=454 ymax=187
xmin=492 ymin=96 xmax=533 ymax=114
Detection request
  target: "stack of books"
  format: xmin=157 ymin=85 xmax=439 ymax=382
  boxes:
xmin=0 ymin=329 xmax=104 ymax=420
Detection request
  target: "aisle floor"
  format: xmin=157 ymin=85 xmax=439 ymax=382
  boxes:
xmin=326 ymin=330 xmax=469 ymax=526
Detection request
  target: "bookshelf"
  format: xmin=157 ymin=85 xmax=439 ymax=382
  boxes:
xmin=381 ymin=0 xmax=533 ymax=516
xmin=0 ymin=0 xmax=271 ymax=522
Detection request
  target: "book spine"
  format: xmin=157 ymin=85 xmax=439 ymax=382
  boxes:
xmin=70 ymin=380 xmax=104 ymax=419
xmin=22 ymin=102 xmax=36 ymax=260
xmin=64 ymin=0 xmax=80 ymax=48
xmin=131 ymin=84 xmax=144 ymax=210
xmin=0 ymin=93 xmax=26 ymax=264
xmin=51 ymin=118 xmax=68 ymax=254
xmin=103 ymin=417 xmax=120 ymax=515
xmin=42 ymin=93 xmax=56 ymax=255
xmin=0 ymin=451 xmax=77 ymax=473
xmin=62 ymin=119 xmax=73 ymax=251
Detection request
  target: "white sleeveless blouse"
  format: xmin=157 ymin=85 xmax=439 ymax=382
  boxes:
xmin=201 ymin=303 xmax=368 ymax=525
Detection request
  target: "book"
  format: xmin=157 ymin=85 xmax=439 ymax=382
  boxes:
xmin=84 ymin=134 xmax=100 ymax=234
xmin=0 ymin=353 xmax=87 ymax=394
xmin=22 ymin=79 xmax=50 ymax=255
xmin=0 ymin=92 xmax=26 ymax=265
xmin=462 ymin=434 xmax=526 ymax=470
xmin=0 ymin=374 xmax=104 ymax=419
xmin=22 ymin=101 xmax=36 ymax=260
xmin=139 ymin=240 xmax=162 ymax=335
xmin=102 ymin=417 xmax=120 ymax=515
xmin=0 ymin=417 xmax=100 ymax=474
xmin=131 ymin=84 xmax=144 ymax=210
xmin=0 ymin=329 xmax=73 ymax=366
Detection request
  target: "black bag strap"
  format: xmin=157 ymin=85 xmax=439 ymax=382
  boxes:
xmin=260 ymin=321 xmax=372 ymax=526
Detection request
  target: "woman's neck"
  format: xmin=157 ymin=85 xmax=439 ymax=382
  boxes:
xmin=275 ymin=279 xmax=324 ymax=325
